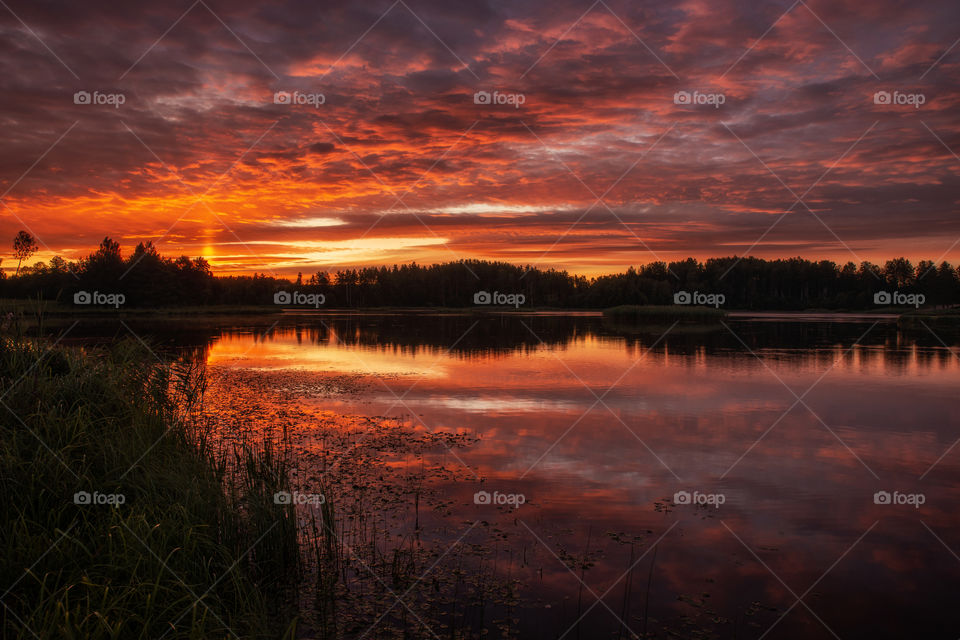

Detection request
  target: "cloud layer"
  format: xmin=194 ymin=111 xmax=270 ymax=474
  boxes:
xmin=1 ymin=0 xmax=959 ymax=275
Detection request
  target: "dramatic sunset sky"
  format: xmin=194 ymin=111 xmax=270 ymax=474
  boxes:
xmin=1 ymin=0 xmax=958 ymax=276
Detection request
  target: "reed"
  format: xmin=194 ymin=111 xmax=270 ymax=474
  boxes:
xmin=0 ymin=316 xmax=299 ymax=639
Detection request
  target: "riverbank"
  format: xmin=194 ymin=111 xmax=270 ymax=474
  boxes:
xmin=5 ymin=297 xmax=951 ymax=320
xmin=0 ymin=324 xmax=299 ymax=638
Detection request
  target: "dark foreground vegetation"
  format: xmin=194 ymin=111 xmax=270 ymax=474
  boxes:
xmin=3 ymin=235 xmax=960 ymax=310
xmin=0 ymin=318 xmax=299 ymax=638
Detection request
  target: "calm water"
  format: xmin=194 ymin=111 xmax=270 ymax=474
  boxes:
xmin=61 ymin=313 xmax=960 ymax=638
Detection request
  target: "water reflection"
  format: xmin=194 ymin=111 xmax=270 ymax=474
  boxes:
xmin=53 ymin=314 xmax=960 ymax=638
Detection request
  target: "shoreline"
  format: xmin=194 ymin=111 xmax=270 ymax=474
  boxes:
xmin=0 ymin=299 xmax=942 ymax=317
xmin=5 ymin=299 xmax=959 ymax=330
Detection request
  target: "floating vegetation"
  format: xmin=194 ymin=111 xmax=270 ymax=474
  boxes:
xmin=196 ymin=357 xmax=792 ymax=639
xmin=202 ymin=364 xmax=511 ymax=638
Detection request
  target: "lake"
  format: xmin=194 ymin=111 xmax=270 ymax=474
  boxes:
xmin=57 ymin=312 xmax=960 ymax=638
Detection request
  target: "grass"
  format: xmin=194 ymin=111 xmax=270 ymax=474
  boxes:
xmin=0 ymin=315 xmax=299 ymax=639
xmin=603 ymin=304 xmax=727 ymax=324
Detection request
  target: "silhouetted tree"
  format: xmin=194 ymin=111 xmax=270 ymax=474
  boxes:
xmin=2 ymin=241 xmax=958 ymax=310
xmin=13 ymin=230 xmax=38 ymax=276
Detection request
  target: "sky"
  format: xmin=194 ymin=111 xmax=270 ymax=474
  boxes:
xmin=1 ymin=0 xmax=959 ymax=277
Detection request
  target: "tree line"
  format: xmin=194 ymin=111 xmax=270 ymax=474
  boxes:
xmin=3 ymin=233 xmax=959 ymax=309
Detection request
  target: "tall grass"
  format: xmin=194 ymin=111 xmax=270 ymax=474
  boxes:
xmin=0 ymin=315 xmax=299 ymax=639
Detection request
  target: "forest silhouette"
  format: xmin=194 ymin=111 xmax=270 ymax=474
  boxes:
xmin=3 ymin=235 xmax=958 ymax=310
